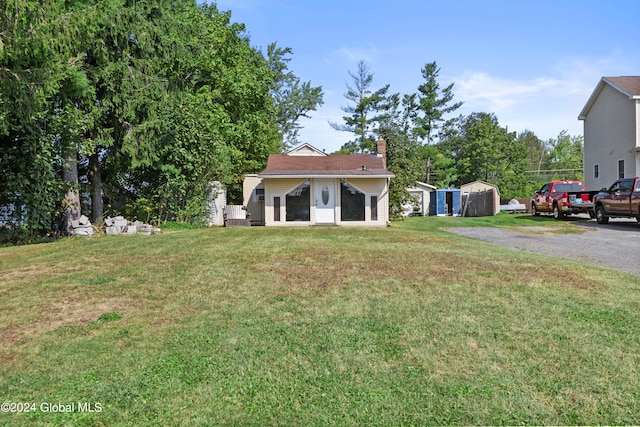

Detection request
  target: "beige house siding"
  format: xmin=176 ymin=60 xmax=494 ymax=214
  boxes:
xmin=261 ymin=177 xmax=390 ymax=226
xmin=583 ymin=83 xmax=639 ymax=190
xmin=243 ymin=174 xmax=264 ymax=225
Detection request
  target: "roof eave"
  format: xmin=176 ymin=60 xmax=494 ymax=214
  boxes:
xmin=578 ymin=78 xmax=606 ymax=120
xmin=258 ymin=173 xmax=395 ymax=179
xmin=579 ymin=77 xmax=640 ymax=120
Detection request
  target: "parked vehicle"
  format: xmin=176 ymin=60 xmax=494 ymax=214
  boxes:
xmin=531 ymin=180 xmax=597 ymax=220
xmin=592 ymin=177 xmax=640 ymax=224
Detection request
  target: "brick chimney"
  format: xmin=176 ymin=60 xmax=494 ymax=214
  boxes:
xmin=376 ymin=137 xmax=387 ymax=166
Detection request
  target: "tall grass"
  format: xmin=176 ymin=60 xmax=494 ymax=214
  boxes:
xmin=1 ymin=216 xmax=639 ymax=425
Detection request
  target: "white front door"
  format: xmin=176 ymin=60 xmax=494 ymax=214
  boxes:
xmin=314 ymin=179 xmax=335 ymax=224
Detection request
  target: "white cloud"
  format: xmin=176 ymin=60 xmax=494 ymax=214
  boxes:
xmin=449 ymin=50 xmax=640 ymax=140
xmin=451 ymin=67 xmax=600 ymax=139
xmin=454 ymin=72 xmax=564 ymax=111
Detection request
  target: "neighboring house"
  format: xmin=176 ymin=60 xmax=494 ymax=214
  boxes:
xmin=460 ymin=180 xmax=500 ymax=216
xmin=403 ymin=181 xmax=437 ymax=216
xmin=579 ymin=76 xmax=640 ymax=190
xmin=245 ymin=139 xmax=394 ymax=226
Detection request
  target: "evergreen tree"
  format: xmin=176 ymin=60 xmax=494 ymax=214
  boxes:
xmin=331 ymin=60 xmax=391 ymax=153
xmin=414 ymin=61 xmax=463 ymax=145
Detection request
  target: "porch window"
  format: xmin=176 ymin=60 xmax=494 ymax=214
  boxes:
xmin=371 ymin=196 xmax=378 ymax=221
xmin=286 ymin=181 xmax=310 ymax=221
xmin=341 ymin=181 xmax=365 ymax=221
xmin=274 ymin=197 xmax=281 ymax=222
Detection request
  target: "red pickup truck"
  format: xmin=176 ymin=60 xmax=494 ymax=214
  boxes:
xmin=592 ymin=177 xmax=640 ymax=224
xmin=531 ymin=180 xmax=597 ymax=219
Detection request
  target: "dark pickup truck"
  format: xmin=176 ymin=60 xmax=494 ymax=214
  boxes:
xmin=592 ymin=177 xmax=640 ymax=224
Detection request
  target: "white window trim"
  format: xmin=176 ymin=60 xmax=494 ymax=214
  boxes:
xmin=618 ymin=159 xmax=625 ymax=179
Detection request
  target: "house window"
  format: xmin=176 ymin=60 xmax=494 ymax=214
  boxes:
xmin=593 ymin=164 xmax=599 ymax=179
xmin=371 ymin=196 xmax=378 ymax=221
xmin=618 ymin=159 xmax=625 ymax=179
xmin=286 ymin=181 xmax=310 ymax=221
xmin=340 ymin=181 xmax=365 ymax=221
xmin=253 ymin=186 xmax=265 ymax=202
xmin=273 ymin=197 xmax=281 ymax=222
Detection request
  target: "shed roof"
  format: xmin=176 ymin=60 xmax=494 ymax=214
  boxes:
xmin=258 ymin=153 xmax=395 ymax=178
xmin=579 ymin=76 xmax=640 ymax=120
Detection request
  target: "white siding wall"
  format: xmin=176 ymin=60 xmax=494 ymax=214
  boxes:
xmin=584 ymin=85 xmax=637 ymax=189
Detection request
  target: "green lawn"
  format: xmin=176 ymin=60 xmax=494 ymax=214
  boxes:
xmin=1 ymin=214 xmax=639 ymax=425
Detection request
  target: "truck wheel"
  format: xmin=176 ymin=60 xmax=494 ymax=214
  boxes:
xmin=552 ymin=203 xmax=564 ymax=220
xmin=531 ymin=203 xmax=539 ymax=216
xmin=595 ymin=205 xmax=609 ymax=224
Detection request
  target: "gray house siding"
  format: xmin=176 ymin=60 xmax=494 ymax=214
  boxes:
xmin=580 ymin=77 xmax=640 ymax=191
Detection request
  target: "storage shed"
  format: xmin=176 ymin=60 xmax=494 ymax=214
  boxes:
xmin=460 ymin=181 xmax=501 ymax=216
xmin=429 ymin=188 xmax=462 ymax=216
xmin=403 ymin=181 xmax=437 ymax=216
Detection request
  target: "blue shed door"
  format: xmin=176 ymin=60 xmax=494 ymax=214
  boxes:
xmin=437 ymin=191 xmax=446 ymax=215
xmin=451 ymin=190 xmax=461 ymax=215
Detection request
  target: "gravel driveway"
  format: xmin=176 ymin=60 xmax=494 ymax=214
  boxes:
xmin=447 ymin=218 xmax=640 ymax=276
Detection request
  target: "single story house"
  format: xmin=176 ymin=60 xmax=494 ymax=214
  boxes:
xmin=245 ymin=139 xmax=394 ymax=226
xmin=578 ymin=76 xmax=640 ymax=190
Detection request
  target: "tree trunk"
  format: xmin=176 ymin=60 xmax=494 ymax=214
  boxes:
xmin=62 ymin=148 xmax=80 ymax=235
xmin=89 ymin=151 xmax=103 ymax=223
xmin=425 ymin=157 xmax=431 ymax=184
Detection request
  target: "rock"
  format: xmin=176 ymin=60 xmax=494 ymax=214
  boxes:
xmin=105 ymin=226 xmax=120 ymax=235
xmin=102 ymin=215 xmax=158 ymax=236
xmin=74 ymin=225 xmax=94 ymax=236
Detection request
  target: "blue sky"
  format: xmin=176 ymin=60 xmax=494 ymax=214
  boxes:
xmin=211 ymin=0 xmax=640 ymax=153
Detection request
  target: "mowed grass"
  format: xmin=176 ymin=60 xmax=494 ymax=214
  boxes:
xmin=1 ymin=214 xmax=640 ymax=425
